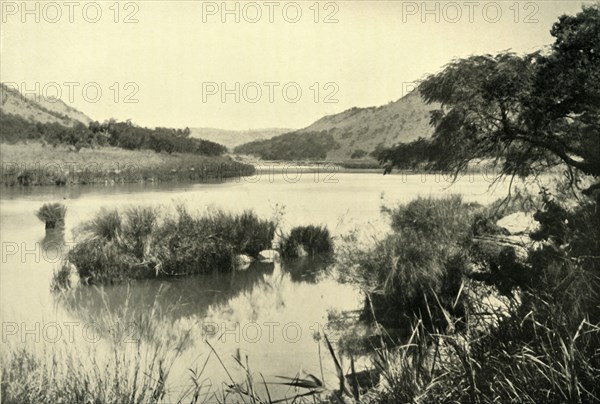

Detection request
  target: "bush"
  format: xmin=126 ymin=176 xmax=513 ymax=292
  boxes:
xmin=80 ymin=208 xmax=122 ymax=240
xmin=122 ymin=207 xmax=158 ymax=259
xmin=340 ymin=196 xmax=477 ymax=332
xmin=280 ymin=225 xmax=333 ymax=258
xmin=342 ymin=192 xmax=600 ymax=402
xmin=35 ymin=203 xmax=67 ymax=229
xmin=210 ymin=210 xmax=276 ymax=258
xmin=59 ymin=206 xmax=277 ymax=286
xmin=350 ymin=149 xmax=368 ymax=159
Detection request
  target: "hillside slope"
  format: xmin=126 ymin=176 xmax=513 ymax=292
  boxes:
xmin=190 ymin=127 xmax=292 ymax=149
xmin=235 ymin=91 xmax=438 ymax=160
xmin=0 ymin=83 xmax=92 ymax=126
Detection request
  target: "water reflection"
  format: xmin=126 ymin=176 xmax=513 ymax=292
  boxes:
xmin=40 ymin=227 xmax=65 ymax=251
xmin=1 ymin=173 xmax=512 ymax=392
xmin=283 ymin=256 xmax=332 ymax=283
xmin=58 ymin=256 xmax=336 ymax=327
xmin=59 ymin=261 xmax=278 ymax=321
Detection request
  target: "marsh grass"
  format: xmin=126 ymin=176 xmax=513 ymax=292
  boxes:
xmin=279 ymin=225 xmax=333 ymax=258
xmin=1 ymin=286 xmax=342 ymax=404
xmin=0 ymin=142 xmax=254 ymax=186
xmin=358 ymin=289 xmax=600 ymax=404
xmin=35 ymin=202 xmax=67 ymax=229
xmin=338 ymin=196 xmax=476 ymax=332
xmin=55 ymin=206 xmax=276 ymax=287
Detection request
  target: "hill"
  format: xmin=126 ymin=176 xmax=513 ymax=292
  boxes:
xmin=1 ymin=83 xmax=93 ymax=126
xmin=234 ymin=91 xmax=438 ymax=161
xmin=190 ymin=127 xmax=292 ymax=149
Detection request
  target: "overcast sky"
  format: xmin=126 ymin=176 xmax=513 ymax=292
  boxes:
xmin=0 ymin=1 xmax=592 ymax=130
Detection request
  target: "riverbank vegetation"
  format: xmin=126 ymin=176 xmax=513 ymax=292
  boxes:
xmin=35 ymin=202 xmax=67 ymax=229
xmin=0 ymin=111 xmax=226 ymax=156
xmin=279 ymin=225 xmax=334 ymax=258
xmin=335 ymin=5 xmax=600 ymax=402
xmin=53 ymin=207 xmax=277 ymax=287
xmin=234 ymin=131 xmax=340 ymax=160
xmin=2 ymin=5 xmax=598 ymax=403
xmin=1 ymin=142 xmax=253 ymax=186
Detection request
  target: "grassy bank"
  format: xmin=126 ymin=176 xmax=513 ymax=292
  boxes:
xmin=1 ymin=142 xmax=254 ymax=186
xmin=334 ymin=193 xmax=600 ymax=402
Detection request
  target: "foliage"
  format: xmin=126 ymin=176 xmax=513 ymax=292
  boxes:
xmin=377 ymin=4 xmax=600 ymax=191
xmin=279 ymin=225 xmax=334 ymax=258
xmin=339 ymin=196 xmax=476 ymax=332
xmin=360 ymin=300 xmax=600 ymax=404
xmin=351 ymin=7 xmax=600 ymax=403
xmin=61 ymin=206 xmax=277 ymax=285
xmin=234 ymin=131 xmax=340 ymax=160
xmin=350 ymin=149 xmax=368 ymax=159
xmin=0 ymin=110 xmax=227 ymax=156
xmin=35 ymin=202 xmax=66 ymax=229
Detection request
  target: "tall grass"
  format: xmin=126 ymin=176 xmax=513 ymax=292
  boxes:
xmin=35 ymin=202 xmax=67 ymax=229
xmin=359 ymin=289 xmax=600 ymax=403
xmin=54 ymin=206 xmax=277 ymax=287
xmin=279 ymin=225 xmax=333 ymax=258
xmin=0 ymin=142 xmax=254 ymax=186
xmin=336 ymin=192 xmax=600 ymax=403
xmin=339 ymin=196 xmax=476 ymax=333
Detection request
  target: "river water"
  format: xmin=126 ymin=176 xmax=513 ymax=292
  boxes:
xmin=0 ymin=171 xmax=513 ymax=400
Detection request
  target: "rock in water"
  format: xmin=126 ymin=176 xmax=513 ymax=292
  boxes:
xmin=234 ymin=254 xmax=253 ymax=270
xmin=258 ymin=249 xmax=280 ymax=262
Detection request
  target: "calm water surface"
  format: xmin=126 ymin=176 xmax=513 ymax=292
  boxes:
xmin=0 ymin=172 xmax=511 ymax=399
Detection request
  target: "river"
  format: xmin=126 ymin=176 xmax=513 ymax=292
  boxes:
xmin=0 ymin=171 xmax=513 ymax=400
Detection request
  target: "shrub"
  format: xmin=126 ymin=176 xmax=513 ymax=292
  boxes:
xmin=340 ymin=196 xmax=476 ymax=332
xmin=205 ymin=209 xmax=276 ymax=258
xmin=280 ymin=225 xmax=333 ymax=258
xmin=154 ymin=207 xmax=235 ymax=276
xmin=80 ymin=208 xmax=122 ymax=240
xmin=35 ymin=203 xmax=67 ymax=229
xmin=58 ymin=205 xmax=277 ymax=286
xmin=350 ymin=149 xmax=368 ymax=159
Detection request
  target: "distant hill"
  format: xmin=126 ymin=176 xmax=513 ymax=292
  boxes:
xmin=235 ymin=91 xmax=439 ymax=161
xmin=190 ymin=127 xmax=293 ymax=150
xmin=0 ymin=83 xmax=93 ymax=126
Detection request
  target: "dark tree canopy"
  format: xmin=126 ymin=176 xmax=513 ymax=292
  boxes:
xmin=379 ymin=5 xmax=600 ymax=194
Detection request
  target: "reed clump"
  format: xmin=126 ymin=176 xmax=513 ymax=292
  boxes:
xmin=279 ymin=225 xmax=334 ymax=258
xmin=53 ymin=206 xmax=276 ymax=287
xmin=35 ymin=202 xmax=67 ymax=229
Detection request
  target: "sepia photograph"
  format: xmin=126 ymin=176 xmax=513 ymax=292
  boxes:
xmin=1 ymin=1 xmax=599 ymax=402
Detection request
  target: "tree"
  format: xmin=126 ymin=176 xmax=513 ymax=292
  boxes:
xmin=375 ymin=5 xmax=600 ymax=327
xmin=381 ymin=5 xmax=600 ymax=196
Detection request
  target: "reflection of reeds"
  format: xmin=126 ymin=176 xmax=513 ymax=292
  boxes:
xmin=1 ymin=287 xmax=337 ymax=403
xmin=35 ymin=202 xmax=67 ymax=229
xmin=1 ymin=290 xmax=199 ymax=403
xmin=41 ymin=227 xmax=65 ymax=250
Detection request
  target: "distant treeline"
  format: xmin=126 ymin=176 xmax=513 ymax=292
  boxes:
xmin=372 ymin=137 xmax=445 ymax=173
xmin=234 ymin=131 xmax=340 ymax=160
xmin=0 ymin=111 xmax=227 ymax=156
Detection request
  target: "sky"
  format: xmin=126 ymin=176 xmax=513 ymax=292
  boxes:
xmin=0 ymin=1 xmax=593 ymax=130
